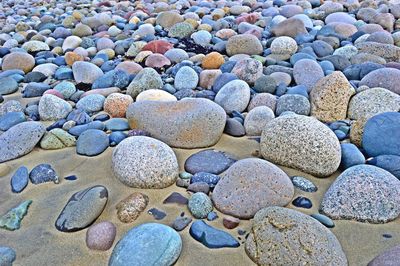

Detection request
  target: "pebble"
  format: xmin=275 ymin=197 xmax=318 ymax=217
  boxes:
xmin=0 ymin=77 xmax=19 ymax=95
xmin=367 ymin=155 xmax=400 ymax=179
xmin=223 ymin=216 xmax=240 ymax=229
xmin=55 ymin=185 xmax=108 ymax=232
xmin=116 ymin=192 xmax=149 ymax=223
xmin=174 ymin=66 xmax=198 ymax=90
xmin=10 ymin=166 xmax=29 ymax=193
xmin=188 ymin=192 xmax=213 ymax=219
xmin=172 ymin=216 xmax=192 ymax=231
xmin=189 ymin=220 xmax=240 ymax=248
xmin=292 ymin=196 xmax=313 ymax=209
xmin=0 ymin=246 xmax=16 ymax=265
xmin=0 ymin=112 xmax=26 ymax=131
xmin=291 ymin=176 xmax=318 ymax=192
xmin=76 ymin=129 xmax=109 ymax=156
xmin=190 ymin=172 xmax=220 ymax=188
xmin=184 ymin=149 xmax=235 ymax=175
xmin=29 ymin=164 xmax=59 ymax=185
xmin=340 ymin=143 xmax=365 ymax=170
xmin=148 ymin=208 xmax=167 ymax=220
xmin=310 ymin=213 xmax=335 ymax=228
xmin=86 ymin=222 xmax=116 ymax=251
xmin=215 ymin=80 xmax=250 ymax=114
xmin=0 ymin=200 xmax=32 ymax=231
xmin=163 ymin=192 xmax=188 ymax=205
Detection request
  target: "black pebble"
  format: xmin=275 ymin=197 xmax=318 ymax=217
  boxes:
xmin=292 ymin=196 xmax=312 ymax=209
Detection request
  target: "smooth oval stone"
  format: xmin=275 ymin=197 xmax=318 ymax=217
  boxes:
xmin=0 ymin=112 xmax=26 ymax=131
xmin=76 ymin=129 xmax=109 ymax=156
xmin=0 ymin=77 xmax=18 ymax=95
xmin=10 ymin=166 xmax=29 ymax=193
xmin=109 ymin=223 xmax=182 ymax=266
xmin=310 ymin=213 xmax=335 ymax=228
xmin=55 ymin=185 xmax=108 ymax=232
xmin=189 ymin=220 xmax=240 ymax=248
xmin=68 ymin=121 xmax=105 ymax=137
xmin=105 ymin=118 xmax=129 ymax=131
xmin=292 ymin=196 xmax=312 ymax=209
xmin=109 ymin=131 xmax=127 ymax=146
xmin=340 ymin=143 xmax=365 ymax=170
xmin=188 ymin=192 xmax=213 ymax=219
xmin=368 ymin=244 xmax=400 ymax=266
xmin=184 ymin=149 xmax=236 ymax=175
xmin=86 ymin=221 xmax=116 ymax=251
xmin=0 ymin=246 xmax=16 ymax=265
xmin=29 ymin=164 xmax=59 ymax=184
xmin=291 ymin=176 xmax=317 ymax=192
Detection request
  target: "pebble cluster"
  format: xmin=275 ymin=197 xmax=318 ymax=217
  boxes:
xmin=1 ymin=0 xmax=400 ymax=264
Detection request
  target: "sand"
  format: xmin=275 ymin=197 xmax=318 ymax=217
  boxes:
xmin=0 ymin=135 xmax=399 ymax=266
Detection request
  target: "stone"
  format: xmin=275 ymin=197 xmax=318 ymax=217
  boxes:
xmin=310 ymin=71 xmax=355 ymax=122
xmin=0 ymin=122 xmax=46 ymax=163
xmin=172 ymin=216 xmax=192 ymax=231
xmin=145 ymin=54 xmax=171 ymax=68
xmin=109 ymin=223 xmax=182 ymax=266
xmin=22 ymin=41 xmax=50 ymax=52
xmin=276 ymin=94 xmax=310 ymax=116
xmin=212 ymin=158 xmax=294 ymax=219
xmin=367 ymin=155 xmax=400 ymax=179
xmin=86 ymin=221 xmax=116 ymax=251
xmin=184 ymin=149 xmax=235 ymax=175
xmin=2 ymin=52 xmax=35 ymax=73
xmin=126 ymin=98 xmax=226 ymax=148
xmin=291 ymin=176 xmax=317 ymax=192
xmin=76 ymin=129 xmax=108 ymax=156
xmin=103 ymin=93 xmax=133 ymax=118
xmin=148 ymin=208 xmax=167 ymax=220
xmin=310 ymin=213 xmax=335 ymax=228
xmin=245 ymin=207 xmax=347 ymax=265
xmin=168 ymin=22 xmax=194 ymax=38
xmin=55 ymin=185 xmax=108 ymax=232
xmin=29 ymin=164 xmax=59 ymax=184
xmin=223 ymin=216 xmax=240 ymax=229
xmin=226 ymin=34 xmax=263 ymax=56
xmin=202 ymin=52 xmax=225 ymax=69
xmin=224 ymin=118 xmax=245 ymax=137
xmin=72 ymin=61 xmax=104 ymax=84
xmin=40 ymin=128 xmax=76 ymax=150
xmin=54 ymin=81 xmax=76 ymax=99
xmin=189 ymin=220 xmax=240 ymax=248
xmin=359 ymin=68 xmax=400 ymax=95
xmin=271 ymin=18 xmax=307 ymax=38
xmin=244 ymin=106 xmax=275 ymax=136
xmin=38 ymin=94 xmax=72 ymax=121
xmin=68 ymin=121 xmax=105 ymax=137
xmin=355 ymin=42 xmax=400 ymax=63
xmin=116 ymin=192 xmax=149 ymax=223
xmin=156 ymin=11 xmax=184 ymax=29
xmin=293 ymin=59 xmax=324 ymax=90
xmin=174 ymin=66 xmax=198 ymax=90
xmin=163 ymin=192 xmax=188 ymax=205
xmin=0 ymin=200 xmax=32 ymax=231
xmin=260 ymin=114 xmax=341 ymax=177
xmin=215 ymin=80 xmax=250 ymax=114
xmin=92 ymin=70 xmax=130 ymax=90
xmin=127 ymin=68 xmax=163 ymax=98
xmin=368 ymin=245 xmax=400 ymax=266
xmin=0 ymin=112 xmax=26 ymax=131
xmin=340 ymin=143 xmax=365 ymax=170
xmin=136 ymin=89 xmax=177 ymax=102
xmin=112 ymin=136 xmax=178 ymax=188
xmin=10 ymin=166 xmax=29 ymax=193
xmin=292 ymin=196 xmax=312 ymax=208
xmin=270 ymin=36 xmax=298 ymax=60
xmin=62 ymin=36 xmax=82 ymax=51
xmin=76 ymin=94 xmax=105 ymax=114
xmin=190 ymin=172 xmax=220 ymax=188
xmin=188 ymin=192 xmax=213 ymax=219
xmin=362 ymin=112 xmax=400 ymax=157
xmin=254 ymin=75 xmax=277 ymax=94
xmin=248 ymin=93 xmax=277 ymax=111
xmin=348 ymin=88 xmax=400 ymax=120
xmin=0 ymin=77 xmax=18 ymax=95
xmin=321 ymin=165 xmax=400 ymax=223
xmin=0 ymin=246 xmax=16 ymax=265
xmin=23 ymin=82 xmax=51 ymax=97
xmin=231 ymin=58 xmax=263 ymax=85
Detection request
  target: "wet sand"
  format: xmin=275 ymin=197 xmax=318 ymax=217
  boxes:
xmin=0 ymin=135 xmax=399 ymax=266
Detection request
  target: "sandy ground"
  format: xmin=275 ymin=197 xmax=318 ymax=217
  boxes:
xmin=0 ymin=134 xmax=399 ymax=266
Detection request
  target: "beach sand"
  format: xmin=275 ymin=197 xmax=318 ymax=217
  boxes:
xmin=1 ymin=134 xmax=399 ymax=266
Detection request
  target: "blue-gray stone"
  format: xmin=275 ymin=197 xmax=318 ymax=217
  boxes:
xmin=220 ymin=61 xmax=236 ymax=73
xmin=340 ymin=143 xmax=365 ymax=170
xmin=207 ymin=211 xmax=218 ymax=221
xmin=190 ymin=172 xmax=220 ymax=188
xmin=286 ymin=85 xmax=309 ymax=98
xmin=0 ymin=246 xmax=16 ymax=265
xmin=291 ymin=176 xmax=317 ymax=192
xmin=334 ymin=130 xmax=347 ymax=140
xmin=66 ymin=109 xmax=91 ymax=125
xmin=109 ymin=223 xmax=182 ymax=266
xmin=76 ymin=94 xmax=105 ymax=114
xmin=109 ymin=131 xmax=127 ymax=146
xmin=290 ymin=52 xmax=316 ymax=65
xmin=23 ymin=82 xmax=51 ymax=97
xmin=24 ymin=72 xmax=46 ymax=83
xmin=47 ymin=119 xmax=66 ymax=131
xmin=29 ymin=164 xmax=59 ymax=184
xmin=367 ymin=155 xmax=400 ymax=179
xmin=224 ymin=118 xmax=245 ymax=137
xmin=213 ymin=73 xmax=238 ymax=94
xmin=93 ymin=114 xmax=110 ymax=122
xmin=76 ymin=129 xmax=109 ymax=156
xmin=11 ymin=166 xmax=29 ymax=193
xmin=0 ymin=112 xmax=26 ymax=131
xmin=362 ymin=112 xmax=400 ymax=157
xmin=0 ymin=77 xmax=19 ymax=95
xmin=55 ymin=67 xmax=73 ymax=80
xmin=68 ymin=121 xmax=105 ymax=136
xmin=189 ymin=220 xmax=240 ymax=248
xmin=0 ymin=70 xmax=24 ymax=79
xmin=184 ymin=149 xmax=236 ymax=175
xmin=105 ymin=118 xmax=129 ymax=131
xmin=92 ymin=69 xmax=129 ymax=89
xmin=310 ymin=213 xmax=334 ymax=228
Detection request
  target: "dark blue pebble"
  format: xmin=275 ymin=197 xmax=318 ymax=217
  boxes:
xmin=340 ymin=143 xmax=365 ymax=170
xmin=67 ymin=109 xmax=91 ymax=125
xmin=29 ymin=164 xmax=59 ymax=184
xmin=10 ymin=166 xmax=29 ymax=193
xmin=148 ymin=208 xmax=166 ymax=220
xmin=292 ymin=196 xmax=312 ymax=209
xmin=212 ymin=73 xmax=237 ymax=93
xmin=23 ymin=82 xmax=51 ymax=97
xmin=334 ymin=129 xmax=347 ymax=140
xmin=46 ymin=119 xmax=66 ymax=131
xmin=68 ymin=121 xmax=105 ymax=137
xmin=93 ymin=114 xmax=110 ymax=122
xmin=207 ymin=211 xmax=218 ymax=221
xmin=64 ymin=175 xmax=77 ymax=181
xmin=109 ymin=131 xmax=127 ymax=146
xmin=367 ymin=155 xmax=400 ymax=179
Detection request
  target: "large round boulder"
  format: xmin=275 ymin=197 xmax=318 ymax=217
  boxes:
xmin=260 ymin=114 xmax=341 ymax=177
xmin=126 ymin=98 xmax=226 ymax=148
xmin=212 ymin=158 xmax=294 ymax=219
xmin=321 ymin=165 xmax=400 ymax=223
xmin=245 ymin=207 xmax=347 ymax=266
xmin=112 ymin=136 xmax=179 ymax=188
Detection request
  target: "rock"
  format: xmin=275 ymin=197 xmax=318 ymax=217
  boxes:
xmin=23 ymin=82 xmax=51 ymax=97
xmin=355 ymin=42 xmax=400 ymax=63
xmin=86 ymin=221 xmax=116 ymax=251
xmin=340 ymin=143 xmax=365 ymax=170
xmin=72 ymin=62 xmax=104 ymax=84
xmin=22 ymin=41 xmax=49 ymax=52
xmin=367 ymin=155 xmax=400 ymax=179
xmin=245 ymin=207 xmax=347 ymax=265
xmin=174 ymin=66 xmax=198 ymax=90
xmin=40 ymin=128 xmax=76 ymax=150
xmin=168 ymin=22 xmax=194 ymax=38
xmin=142 ymin=40 xmax=174 ymax=55
xmin=145 ymin=54 xmax=171 ymax=68
xmin=189 ymin=220 xmax=240 ymax=248
xmin=212 ymin=158 xmax=294 ymax=219
xmin=321 ymin=165 xmax=400 ymax=223
xmin=226 ymin=34 xmax=263 ymax=56
xmin=55 ymin=185 xmax=108 ymax=232
xmin=0 ymin=122 xmax=46 ymax=163
xmin=202 ymin=52 xmax=225 ymax=69
xmin=184 ymin=149 xmax=236 ymax=175
xmin=248 ymin=93 xmax=277 ymax=111
xmin=188 ymin=192 xmax=213 ymax=219
xmin=310 ymin=213 xmax=335 ymax=228
xmin=348 ymin=88 xmax=400 ymax=120
xmin=126 ymin=98 xmax=226 ymax=148
xmin=10 ymin=166 xmax=29 ymax=193
xmin=136 ymin=89 xmax=177 ymax=102
xmin=224 ymin=118 xmax=245 ymax=137
xmin=244 ymin=106 xmax=275 ymax=136
xmin=163 ymin=192 xmax=188 ymax=205
xmin=2 ymin=52 xmax=35 ymax=73
xmin=270 ymin=36 xmax=298 ymax=60
xmin=103 ymin=93 xmax=133 ymax=118
xmin=292 ymin=196 xmax=312 ymax=208
xmin=105 ymin=118 xmax=129 ymax=131
xmin=0 ymin=77 xmax=18 ymax=95
xmin=29 ymin=164 xmax=59 ymax=184
xmin=293 ymin=59 xmax=324 ymax=90
xmin=368 ymin=245 xmax=400 ymax=266
xmin=362 ymin=112 xmax=400 ymax=157
xmin=38 ymin=94 xmax=72 ymax=121
xmin=172 ymin=216 xmax=192 ymax=231
xmin=260 ymin=114 xmax=341 ymax=177
xmin=310 ymin=71 xmax=355 ymax=122
xmin=190 ymin=172 xmax=220 ymax=188
xmin=148 ymin=208 xmax=167 ymax=220
xmin=215 ymin=80 xmax=250 ymax=114
xmin=271 ymin=17 xmax=307 ymax=38
xmin=156 ymin=11 xmax=184 ymax=29
xmin=112 ymin=136 xmax=178 ymax=188
xmin=0 ymin=246 xmax=16 ymax=265
xmin=276 ymin=94 xmax=310 ymax=116
xmin=231 ymin=58 xmax=263 ymax=85
xmin=187 ymin=182 xmax=210 ymax=194
xmin=291 ymin=176 xmax=317 ymax=192
xmin=76 ymin=94 xmax=105 ymax=114
xmin=359 ymin=68 xmax=400 ymax=95
xmin=62 ymin=36 xmax=82 ymax=51
xmin=223 ymin=216 xmax=240 ymax=229
xmin=254 ymin=75 xmax=277 ymax=94
xmin=54 ymin=81 xmax=76 ymax=99
xmin=109 ymin=223 xmax=182 ymax=266
xmin=0 ymin=200 xmax=32 ymax=231
xmin=116 ymin=192 xmax=149 ymax=223
xmin=76 ymin=129 xmax=108 ymax=156
xmin=0 ymin=112 xmax=26 ymax=131
xmin=127 ymin=68 xmax=163 ymax=98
